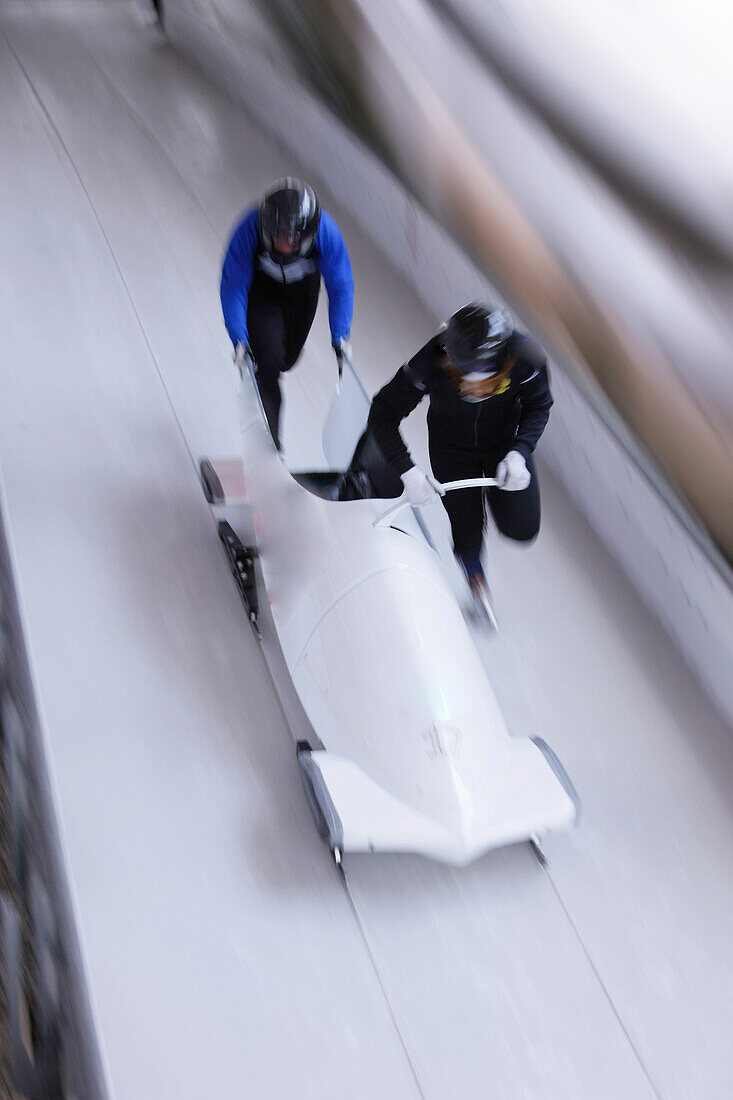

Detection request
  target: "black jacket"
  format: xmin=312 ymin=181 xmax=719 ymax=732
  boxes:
xmin=367 ymin=330 xmax=553 ymax=475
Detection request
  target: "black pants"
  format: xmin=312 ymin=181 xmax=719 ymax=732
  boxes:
xmin=428 ymin=438 xmax=540 ymax=558
xmin=247 ymin=272 xmax=321 ymax=448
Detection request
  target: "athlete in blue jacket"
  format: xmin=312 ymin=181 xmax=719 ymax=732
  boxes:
xmin=220 ymin=178 xmax=354 ymax=449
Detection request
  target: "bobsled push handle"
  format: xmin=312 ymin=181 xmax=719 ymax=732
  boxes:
xmin=372 ymin=478 xmax=498 ymax=528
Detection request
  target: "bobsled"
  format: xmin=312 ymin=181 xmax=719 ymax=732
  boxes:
xmin=201 ymin=357 xmax=578 ymax=867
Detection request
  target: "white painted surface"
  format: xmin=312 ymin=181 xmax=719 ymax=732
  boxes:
xmin=0 ymin=7 xmax=731 ymax=1099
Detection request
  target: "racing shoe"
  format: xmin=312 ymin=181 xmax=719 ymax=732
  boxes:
xmin=457 ymin=553 xmax=499 ymax=630
xmin=469 ymin=570 xmax=498 ymax=630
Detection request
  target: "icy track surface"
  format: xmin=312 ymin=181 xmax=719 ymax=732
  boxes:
xmin=0 ymin=6 xmax=732 ymax=1098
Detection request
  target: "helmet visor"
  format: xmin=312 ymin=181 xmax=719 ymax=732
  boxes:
xmin=451 ymin=355 xmax=502 ymax=377
xmin=445 ymin=356 xmax=515 ymax=401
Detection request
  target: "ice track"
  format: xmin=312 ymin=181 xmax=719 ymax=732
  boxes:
xmin=0 ymin=6 xmax=732 ymax=1098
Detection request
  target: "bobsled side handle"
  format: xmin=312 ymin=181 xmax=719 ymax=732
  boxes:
xmin=372 ymin=478 xmax=498 ymax=528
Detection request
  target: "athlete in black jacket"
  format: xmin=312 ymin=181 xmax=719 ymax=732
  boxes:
xmin=367 ymin=302 xmax=553 ymax=610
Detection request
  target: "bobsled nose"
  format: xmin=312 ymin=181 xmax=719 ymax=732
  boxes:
xmin=297 ymin=745 xmax=480 ymax=860
xmin=414 ymin=756 xmax=477 ymax=841
xmin=297 ymin=735 xmax=578 ymax=866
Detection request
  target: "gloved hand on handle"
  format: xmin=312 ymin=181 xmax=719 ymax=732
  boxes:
xmin=495 ymin=450 xmax=531 ymax=491
xmin=401 ymin=465 xmax=443 ymax=506
xmin=233 ymin=341 xmax=256 ymax=376
xmin=333 ymin=337 xmax=353 ymax=386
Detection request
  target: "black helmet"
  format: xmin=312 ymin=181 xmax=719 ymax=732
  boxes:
xmin=445 ymin=302 xmax=512 ymax=373
xmin=258 ymin=177 xmax=320 ymax=256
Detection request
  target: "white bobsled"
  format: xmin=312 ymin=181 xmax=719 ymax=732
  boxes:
xmin=202 ymin=357 xmax=578 ymax=867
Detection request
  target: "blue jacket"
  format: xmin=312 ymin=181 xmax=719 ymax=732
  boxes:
xmin=220 ymin=206 xmax=354 ymax=346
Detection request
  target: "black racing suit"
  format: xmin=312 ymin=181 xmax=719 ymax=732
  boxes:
xmin=247 ymin=268 xmax=320 ymax=448
xmin=367 ymin=330 xmax=553 ymax=559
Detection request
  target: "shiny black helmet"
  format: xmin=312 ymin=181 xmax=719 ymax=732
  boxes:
xmin=445 ymin=302 xmax=512 ymax=374
xmin=258 ymin=177 xmax=320 ymax=256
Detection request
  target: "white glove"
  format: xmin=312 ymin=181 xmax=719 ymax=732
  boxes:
xmin=401 ymin=465 xmax=442 ymax=506
xmin=495 ymin=450 xmax=531 ymax=492
xmin=233 ymin=342 xmax=255 ymax=375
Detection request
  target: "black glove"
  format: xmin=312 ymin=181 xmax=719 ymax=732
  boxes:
xmin=233 ymin=341 xmax=256 ymax=376
xmin=333 ymin=337 xmax=353 ymax=385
